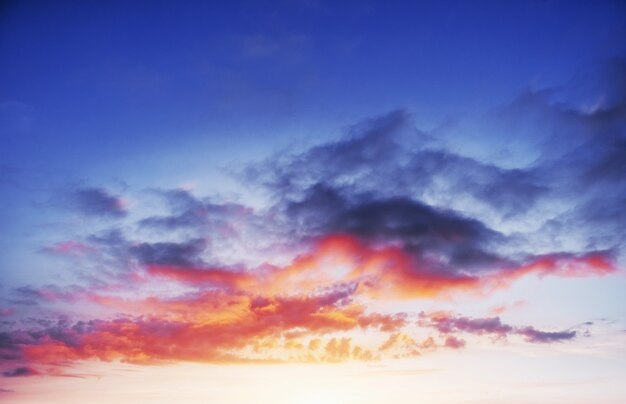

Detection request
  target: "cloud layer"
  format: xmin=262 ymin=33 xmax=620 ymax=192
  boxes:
xmin=1 ymin=59 xmax=624 ymax=378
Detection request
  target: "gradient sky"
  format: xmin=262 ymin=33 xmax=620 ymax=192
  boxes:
xmin=1 ymin=1 xmax=626 ymax=403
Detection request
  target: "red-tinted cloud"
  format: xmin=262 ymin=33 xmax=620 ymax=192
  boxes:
xmin=1 ymin=284 xmax=407 ymax=374
xmin=244 ymin=235 xmax=616 ymax=299
xmin=42 ymin=241 xmax=97 ymax=257
xmin=443 ymin=335 xmax=466 ymax=349
xmin=4 ymin=233 xmax=613 ymax=377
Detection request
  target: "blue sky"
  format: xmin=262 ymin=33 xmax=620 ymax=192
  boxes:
xmin=2 ymin=0 xmax=625 ymax=172
xmin=1 ymin=1 xmax=625 ymax=402
xmin=3 ymin=0 xmax=624 ymax=235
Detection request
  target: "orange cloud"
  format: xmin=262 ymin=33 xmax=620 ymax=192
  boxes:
xmin=4 ymin=234 xmax=615 ymax=377
xmin=3 ymin=284 xmax=406 ymax=373
xmin=138 ymin=234 xmax=616 ymax=301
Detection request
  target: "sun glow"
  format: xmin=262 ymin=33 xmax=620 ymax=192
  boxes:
xmin=290 ymin=390 xmax=350 ymax=404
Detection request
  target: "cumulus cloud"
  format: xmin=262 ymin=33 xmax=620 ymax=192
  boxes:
xmin=246 ymin=109 xmax=548 ymax=225
xmin=244 ymin=57 xmax=626 ymax=259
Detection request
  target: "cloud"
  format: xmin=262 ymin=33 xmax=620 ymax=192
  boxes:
xmin=7 ymin=233 xmax=600 ymax=371
xmin=247 ymin=109 xmax=549 ymax=226
xmin=139 ymin=189 xmax=252 ymax=231
xmin=419 ymin=312 xmax=576 ymax=343
xmin=287 ymin=183 xmax=500 ymax=245
xmin=496 ymin=56 xmax=626 ymax=249
xmin=2 ymin=367 xmax=39 ymax=378
xmin=324 ymin=337 xmax=374 ymax=362
xmin=244 ymin=59 xmax=626 ymax=260
xmin=419 ymin=312 xmax=513 ymax=338
xmin=60 ymin=225 xmax=616 ymax=302
xmin=489 ymin=300 xmax=527 ymax=315
xmin=41 ymin=240 xmax=96 ymax=257
xmin=1 ymin=235 xmax=595 ymax=375
xmin=128 ymin=233 xmax=615 ymax=300
xmin=0 ymin=308 xmax=14 ymax=317
xmin=284 ymin=184 xmax=508 ymax=277
xmin=378 ymin=332 xmax=422 ymax=357
xmin=516 ymin=327 xmax=576 ymax=343
xmin=4 ymin=58 xmax=623 ymax=379
xmin=67 ymin=187 xmax=127 ymax=218
xmin=130 ymin=239 xmax=208 ymax=267
xmin=11 ymin=285 xmax=80 ymax=304
xmin=443 ymin=335 xmax=466 ymax=349
xmin=0 ymin=283 xmax=407 ymax=371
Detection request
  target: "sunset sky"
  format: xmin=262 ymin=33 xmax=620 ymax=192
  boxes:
xmin=1 ymin=1 xmax=625 ymax=403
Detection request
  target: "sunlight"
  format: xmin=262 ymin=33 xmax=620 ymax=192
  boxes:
xmin=290 ymin=389 xmax=349 ymax=404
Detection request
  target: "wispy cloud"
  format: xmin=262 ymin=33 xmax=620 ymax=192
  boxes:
xmin=419 ymin=312 xmax=576 ymax=343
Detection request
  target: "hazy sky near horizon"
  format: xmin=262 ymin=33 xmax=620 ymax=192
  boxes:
xmin=1 ymin=1 xmax=625 ymax=403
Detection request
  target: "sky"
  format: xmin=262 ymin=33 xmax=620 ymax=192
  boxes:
xmin=1 ymin=0 xmax=625 ymax=402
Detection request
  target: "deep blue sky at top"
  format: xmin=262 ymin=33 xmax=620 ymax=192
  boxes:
xmin=2 ymin=0 xmax=625 ymax=179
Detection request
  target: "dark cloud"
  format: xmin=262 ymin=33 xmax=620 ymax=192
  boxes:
xmin=87 ymin=228 xmax=127 ymax=247
xmin=248 ymin=109 xmax=549 ymax=223
xmin=238 ymin=110 xmax=554 ymax=283
xmin=284 ymin=183 xmax=508 ymax=274
xmin=130 ymin=238 xmax=207 ymax=267
xmin=470 ymin=168 xmax=546 ymax=217
xmin=0 ymin=331 xmax=24 ymax=360
xmin=8 ymin=285 xmax=85 ymax=306
xmin=237 ymin=57 xmax=626 ymax=274
xmin=419 ymin=312 xmax=576 ymax=344
xmin=498 ymin=56 xmax=626 ymax=249
xmin=2 ymin=367 xmax=39 ymax=378
xmin=85 ymin=229 xmax=212 ymax=275
xmin=103 ymin=79 xmax=623 ymax=286
xmin=516 ymin=327 xmax=576 ymax=343
xmin=245 ymin=110 xmax=425 ymax=202
xmin=405 ymin=150 xmax=547 ymax=218
xmin=331 ymin=197 xmax=498 ymax=249
xmin=13 ymin=286 xmax=60 ymax=301
xmin=68 ymin=187 xmax=127 ymax=218
xmin=419 ymin=312 xmax=512 ymax=338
